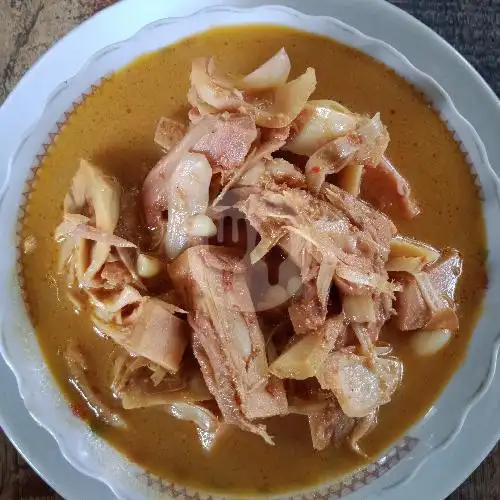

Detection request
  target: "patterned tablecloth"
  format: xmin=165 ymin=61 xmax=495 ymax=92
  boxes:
xmin=0 ymin=0 xmax=498 ymax=498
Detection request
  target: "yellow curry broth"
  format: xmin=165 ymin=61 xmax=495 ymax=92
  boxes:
xmin=20 ymin=26 xmax=486 ymax=495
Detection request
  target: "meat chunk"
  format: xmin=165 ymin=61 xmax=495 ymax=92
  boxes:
xmin=94 ymin=297 xmax=189 ymax=373
xmin=321 ymin=182 xmax=396 ymax=257
xmin=361 ymin=156 xmax=420 ymax=220
xmin=239 ymin=183 xmax=397 ymax=334
xmin=308 ymin=401 xmax=355 ymax=451
xmin=394 ymin=248 xmax=462 ymax=331
xmin=288 ymin=279 xmax=326 ymax=335
xmin=168 ymin=246 xmax=288 ymax=441
xmin=192 ymin=113 xmax=257 ymax=179
xmin=126 ymin=298 xmax=189 ymax=372
xmin=317 ymin=352 xmax=402 ymax=418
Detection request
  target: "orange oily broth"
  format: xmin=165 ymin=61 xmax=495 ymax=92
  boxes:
xmin=20 ymin=26 xmax=485 ymax=495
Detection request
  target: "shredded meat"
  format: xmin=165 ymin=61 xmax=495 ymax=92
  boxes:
xmin=169 ymin=246 xmax=288 ymax=442
xmin=239 ymin=183 xmax=397 ymax=335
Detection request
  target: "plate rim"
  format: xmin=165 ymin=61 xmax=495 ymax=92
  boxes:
xmin=0 ymin=1 xmax=494 ymax=500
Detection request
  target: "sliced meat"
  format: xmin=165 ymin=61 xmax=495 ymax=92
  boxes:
xmin=168 ymin=246 xmax=288 ymax=438
xmin=192 ymin=113 xmax=257 ymax=179
xmin=361 ymin=156 xmax=420 ymax=219
xmin=394 ymin=248 xmax=462 ymax=331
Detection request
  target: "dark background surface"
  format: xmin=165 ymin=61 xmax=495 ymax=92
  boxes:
xmin=0 ymin=0 xmax=499 ymax=498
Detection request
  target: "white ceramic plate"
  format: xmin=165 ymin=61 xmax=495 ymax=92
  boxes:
xmin=1 ymin=1 xmax=499 ymax=499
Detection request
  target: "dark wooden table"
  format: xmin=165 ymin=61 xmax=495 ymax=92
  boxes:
xmin=0 ymin=0 xmax=498 ymax=498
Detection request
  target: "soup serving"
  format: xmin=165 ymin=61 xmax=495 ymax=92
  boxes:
xmin=19 ymin=26 xmax=486 ymax=496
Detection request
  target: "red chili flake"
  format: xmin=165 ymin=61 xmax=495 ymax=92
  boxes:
xmin=222 ymin=270 xmax=233 ymax=292
xmin=311 ymin=166 xmax=321 ymax=174
xmin=71 ymin=403 xmax=85 ymax=419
